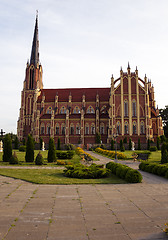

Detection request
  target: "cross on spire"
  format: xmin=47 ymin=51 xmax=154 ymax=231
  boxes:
xmin=0 ymin=129 xmax=5 ymax=137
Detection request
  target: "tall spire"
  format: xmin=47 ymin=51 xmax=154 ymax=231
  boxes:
xmin=30 ymin=11 xmax=39 ymax=66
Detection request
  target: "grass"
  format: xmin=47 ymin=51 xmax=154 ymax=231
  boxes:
xmin=0 ymin=150 xmax=81 ymax=166
xmin=0 ymin=168 xmax=126 ymax=184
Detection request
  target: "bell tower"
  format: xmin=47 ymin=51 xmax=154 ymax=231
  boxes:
xmin=17 ymin=12 xmax=43 ymax=141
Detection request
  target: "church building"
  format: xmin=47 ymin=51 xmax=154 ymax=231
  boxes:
xmin=17 ymin=14 xmax=164 ymax=145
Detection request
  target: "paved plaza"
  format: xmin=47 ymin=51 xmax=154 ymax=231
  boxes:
xmin=0 ymin=153 xmax=168 ymax=240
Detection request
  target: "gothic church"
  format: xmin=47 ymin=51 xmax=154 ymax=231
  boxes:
xmin=17 ymin=14 xmax=164 ymax=145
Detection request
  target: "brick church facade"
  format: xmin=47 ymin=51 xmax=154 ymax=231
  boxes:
xmin=17 ymin=14 xmax=164 ymax=145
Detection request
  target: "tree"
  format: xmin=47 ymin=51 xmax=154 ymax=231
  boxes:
xmin=25 ymin=134 xmax=34 ymax=162
xmin=123 ymin=137 xmax=127 ymax=144
xmin=161 ymin=142 xmax=168 ymax=164
xmin=14 ymin=136 xmax=19 ymax=149
xmin=57 ymin=137 xmax=61 ymax=150
xmin=120 ymin=139 xmax=125 ymax=152
xmin=147 ymin=139 xmax=150 ymax=150
xmin=111 ymin=139 xmax=114 ymax=150
xmin=3 ymin=134 xmax=12 ymax=162
xmin=157 ymin=136 xmax=160 ymax=150
xmin=39 ymin=137 xmax=43 ymax=150
xmin=48 ymin=138 xmax=57 ymax=163
xmin=96 ymin=132 xmax=101 ymax=144
xmin=159 ymin=106 xmax=168 ymax=138
xmin=129 ymin=138 xmax=132 ymax=150
xmin=138 ymin=138 xmax=141 ymax=150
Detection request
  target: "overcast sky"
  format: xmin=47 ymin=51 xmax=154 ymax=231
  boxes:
xmin=0 ymin=0 xmax=168 ymax=134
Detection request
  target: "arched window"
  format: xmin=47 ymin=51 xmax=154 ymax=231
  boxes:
xmin=91 ymin=123 xmax=95 ymax=135
xmin=70 ymin=124 xmax=74 ymax=135
xmin=73 ymin=106 xmax=80 ymax=114
xmin=124 ymin=121 xmax=129 ymax=134
xmin=85 ymin=123 xmax=89 ymax=135
xmin=76 ymin=123 xmax=80 ymax=135
xmin=61 ymin=124 xmax=65 ymax=135
xmin=46 ymin=106 xmax=52 ymax=114
xmin=140 ymin=121 xmax=145 ymax=134
xmin=117 ymin=121 xmax=121 ymax=135
xmin=133 ymin=121 xmax=137 ymax=134
xmin=46 ymin=124 xmax=51 ymax=135
xmin=29 ymin=66 xmax=34 ymax=89
xmin=124 ymin=100 xmax=128 ymax=117
xmin=60 ymin=106 xmax=66 ymax=114
xmin=40 ymin=123 xmax=45 ymax=135
xmin=100 ymin=123 xmax=104 ymax=135
xmin=132 ymin=100 xmax=136 ymax=117
xmin=55 ymin=124 xmax=59 ymax=135
xmin=86 ymin=106 xmax=95 ymax=114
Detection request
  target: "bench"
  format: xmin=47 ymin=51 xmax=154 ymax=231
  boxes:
xmin=83 ymin=154 xmax=93 ymax=165
xmin=137 ymin=153 xmax=149 ymax=161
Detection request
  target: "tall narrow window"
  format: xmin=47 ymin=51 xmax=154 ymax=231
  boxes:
xmin=124 ymin=121 xmax=129 ymax=134
xmin=70 ymin=124 xmax=74 ymax=135
xmin=133 ymin=121 xmax=137 ymax=134
xmin=40 ymin=124 xmax=45 ymax=135
xmin=55 ymin=124 xmax=59 ymax=135
xmin=117 ymin=121 xmax=121 ymax=134
xmin=124 ymin=100 xmax=128 ymax=117
xmin=100 ymin=123 xmax=104 ymax=134
xmin=132 ymin=100 xmax=136 ymax=117
xmin=29 ymin=67 xmax=34 ymax=89
xmin=85 ymin=124 xmax=89 ymax=135
xmin=91 ymin=123 xmax=95 ymax=134
xmin=46 ymin=124 xmax=51 ymax=135
xmin=61 ymin=124 xmax=65 ymax=135
xmin=76 ymin=124 xmax=80 ymax=135
xmin=140 ymin=121 xmax=145 ymax=134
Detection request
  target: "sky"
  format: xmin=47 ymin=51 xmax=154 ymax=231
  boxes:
xmin=0 ymin=0 xmax=168 ymax=134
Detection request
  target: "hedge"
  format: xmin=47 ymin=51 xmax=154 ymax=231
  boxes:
xmin=95 ymin=147 xmax=127 ymax=159
xmin=106 ymin=162 xmax=142 ymax=183
xmin=56 ymin=150 xmax=74 ymax=159
xmin=64 ymin=163 xmax=110 ymax=179
xmin=139 ymin=161 xmax=168 ymax=178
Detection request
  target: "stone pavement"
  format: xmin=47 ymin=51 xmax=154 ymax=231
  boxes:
xmin=0 ymin=153 xmax=168 ymax=240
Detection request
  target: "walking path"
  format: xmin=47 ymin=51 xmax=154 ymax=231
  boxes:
xmin=0 ymin=152 xmax=168 ymax=240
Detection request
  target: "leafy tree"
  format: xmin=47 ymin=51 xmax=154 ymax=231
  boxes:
xmin=120 ymin=139 xmax=125 ymax=152
xmin=157 ymin=136 xmax=160 ymax=150
xmin=161 ymin=142 xmax=168 ymax=164
xmin=147 ymin=139 xmax=150 ymax=150
xmin=159 ymin=107 xmax=168 ymax=138
xmin=48 ymin=138 xmax=57 ymax=163
xmin=39 ymin=137 xmax=43 ymax=150
xmin=3 ymin=134 xmax=12 ymax=162
xmin=25 ymin=134 xmax=34 ymax=162
xmin=138 ymin=138 xmax=141 ymax=150
xmin=14 ymin=136 xmax=19 ymax=149
xmin=96 ymin=132 xmax=101 ymax=144
xmin=57 ymin=137 xmax=61 ymax=150
xmin=111 ymin=139 xmax=114 ymax=150
xmin=129 ymin=138 xmax=132 ymax=150
xmin=160 ymin=135 xmax=167 ymax=143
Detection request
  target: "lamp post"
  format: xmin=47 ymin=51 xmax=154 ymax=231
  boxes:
xmin=113 ymin=133 xmax=118 ymax=161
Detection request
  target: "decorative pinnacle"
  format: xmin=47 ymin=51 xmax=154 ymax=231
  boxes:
xmin=128 ymin=62 xmax=130 ymax=69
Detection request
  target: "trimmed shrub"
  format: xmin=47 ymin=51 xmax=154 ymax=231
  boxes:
xmin=14 ymin=136 xmax=19 ymax=149
xmin=106 ymin=162 xmax=142 ymax=183
xmin=125 ymin=169 xmax=142 ymax=183
xmin=150 ymin=146 xmax=157 ymax=152
xmin=147 ymin=139 xmax=150 ymax=150
xmin=25 ymin=135 xmax=34 ymax=162
xmin=35 ymin=152 xmax=43 ymax=165
xmin=64 ymin=163 xmax=110 ymax=179
xmin=48 ymin=138 xmax=57 ymax=163
xmin=95 ymin=147 xmax=127 ymax=159
xmin=10 ymin=152 xmax=19 ymax=164
xmin=39 ymin=137 xmax=43 ymax=150
xmin=56 ymin=150 xmax=74 ymax=159
xmin=129 ymin=138 xmax=132 ymax=150
xmin=138 ymin=138 xmax=141 ymax=150
xmin=96 ymin=132 xmax=101 ymax=144
xmin=120 ymin=139 xmax=125 ymax=152
xmin=110 ymin=139 xmax=114 ymax=150
xmin=3 ymin=134 xmax=12 ymax=162
xmin=19 ymin=145 xmax=26 ymax=152
xmin=123 ymin=137 xmax=127 ymax=144
xmin=140 ymin=161 xmax=168 ymax=178
xmin=161 ymin=143 xmax=168 ymax=164
xmin=57 ymin=137 xmax=61 ymax=150
xmin=157 ymin=137 xmax=160 ymax=150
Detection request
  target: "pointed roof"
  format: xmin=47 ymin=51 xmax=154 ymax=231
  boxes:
xmin=30 ymin=11 xmax=39 ymax=66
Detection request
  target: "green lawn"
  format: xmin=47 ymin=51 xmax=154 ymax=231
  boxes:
xmin=0 ymin=168 xmax=126 ymax=184
xmin=0 ymin=150 xmax=81 ymax=166
xmin=123 ymin=150 xmax=161 ymax=163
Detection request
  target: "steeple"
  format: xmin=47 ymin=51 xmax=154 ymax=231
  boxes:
xmin=30 ymin=11 xmax=39 ymax=66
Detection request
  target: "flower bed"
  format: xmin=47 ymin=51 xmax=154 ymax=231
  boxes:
xmin=95 ymin=147 xmax=127 ymax=159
